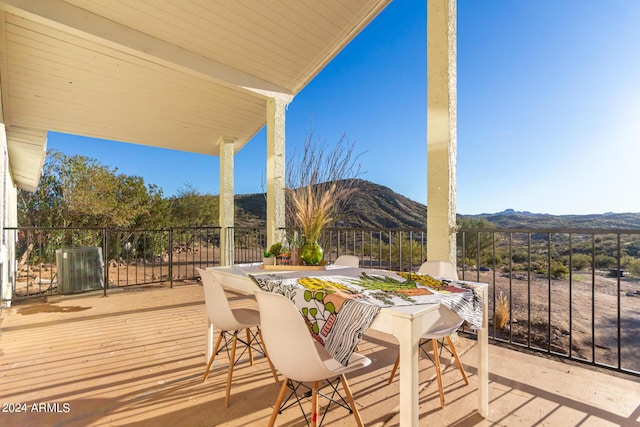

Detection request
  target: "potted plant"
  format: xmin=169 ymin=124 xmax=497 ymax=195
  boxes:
xmin=263 ymin=250 xmax=275 ymax=266
xmin=267 ymin=242 xmax=283 ymax=265
xmin=288 ymin=176 xmax=354 ymax=265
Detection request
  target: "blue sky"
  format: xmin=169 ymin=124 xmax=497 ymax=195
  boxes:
xmin=48 ymin=0 xmax=640 ymax=215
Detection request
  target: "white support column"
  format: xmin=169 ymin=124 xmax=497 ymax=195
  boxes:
xmin=427 ymin=0 xmax=457 ymax=264
xmin=0 ymin=123 xmax=10 ymax=307
xmin=266 ymin=98 xmax=286 ymax=248
xmin=219 ymin=138 xmax=235 ymax=266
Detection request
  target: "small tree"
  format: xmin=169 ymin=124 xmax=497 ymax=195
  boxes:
xmin=168 ymin=184 xmax=218 ymax=227
xmin=457 ymin=217 xmax=497 ymax=264
xmin=18 ymin=149 xmax=163 ymax=230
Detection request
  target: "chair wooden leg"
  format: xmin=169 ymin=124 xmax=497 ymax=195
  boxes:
xmin=224 ymin=333 xmax=238 ymax=408
xmin=340 ymin=374 xmax=364 ymax=427
xmin=446 ymin=335 xmax=469 ymax=385
xmin=388 ymin=354 xmax=400 ymax=384
xmin=246 ymin=328 xmax=254 ymax=365
xmin=268 ymin=378 xmax=289 ymax=427
xmin=258 ymin=328 xmax=280 ymax=385
xmin=202 ymin=331 xmax=224 ymax=383
xmin=311 ymin=381 xmax=319 ymax=427
xmin=432 ymin=339 xmax=445 ymax=408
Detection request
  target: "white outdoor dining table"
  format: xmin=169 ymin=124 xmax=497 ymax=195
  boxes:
xmin=206 ymin=264 xmax=489 ymax=426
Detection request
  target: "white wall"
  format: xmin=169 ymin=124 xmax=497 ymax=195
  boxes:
xmin=1 ymin=124 xmax=18 ymax=308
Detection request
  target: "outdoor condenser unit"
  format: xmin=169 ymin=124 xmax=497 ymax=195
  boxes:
xmin=55 ymin=247 xmax=104 ymax=293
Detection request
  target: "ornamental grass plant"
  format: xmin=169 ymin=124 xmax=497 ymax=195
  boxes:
xmin=495 ymin=289 xmax=510 ymax=329
xmin=286 ymin=130 xmax=363 ymax=243
xmin=288 ymin=173 xmax=355 ymax=243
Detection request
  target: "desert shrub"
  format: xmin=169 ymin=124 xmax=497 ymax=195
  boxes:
xmin=595 ymin=254 xmax=616 ymax=269
xmin=624 ymin=241 xmax=640 ymax=257
xmin=622 ymin=256 xmax=640 ymax=278
xmin=530 ymin=253 xmax=545 ymax=264
xmin=511 ymin=263 xmax=527 ymax=272
xmin=551 ymin=261 xmax=569 ymax=279
xmin=571 ymin=253 xmax=591 ymax=271
xmin=481 ymin=254 xmax=502 ymax=267
xmin=511 ymin=250 xmax=528 ymax=264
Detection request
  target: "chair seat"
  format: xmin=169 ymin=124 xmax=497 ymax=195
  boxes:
xmin=231 ymin=308 xmax=260 ymax=328
xmin=422 ymin=317 xmax=464 ymax=340
xmin=314 ymin=341 xmax=371 ymax=377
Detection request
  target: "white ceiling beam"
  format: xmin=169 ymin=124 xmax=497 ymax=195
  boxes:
xmin=6 ymin=125 xmax=46 ymax=192
xmin=0 ymin=0 xmax=294 ymax=103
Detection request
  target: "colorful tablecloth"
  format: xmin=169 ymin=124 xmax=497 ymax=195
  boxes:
xmin=249 ymin=267 xmax=483 ymax=366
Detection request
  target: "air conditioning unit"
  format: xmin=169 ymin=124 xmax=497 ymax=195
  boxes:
xmin=56 ymin=247 xmax=104 ymax=293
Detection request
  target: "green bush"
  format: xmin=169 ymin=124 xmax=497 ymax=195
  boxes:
xmin=551 ymin=261 xmax=569 ymax=279
xmin=595 ymin=254 xmax=616 ymax=269
xmin=571 ymin=253 xmax=591 ymax=271
xmin=268 ymin=242 xmax=283 ymax=257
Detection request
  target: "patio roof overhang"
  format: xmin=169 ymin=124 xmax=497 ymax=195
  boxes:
xmin=0 ymin=0 xmax=391 ymax=192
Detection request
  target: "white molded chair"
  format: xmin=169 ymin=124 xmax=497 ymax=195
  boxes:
xmin=197 ymin=268 xmax=279 ymax=408
xmin=334 ymin=255 xmax=360 ymax=268
xmin=388 ymin=260 xmax=468 ymax=407
xmin=256 ymin=291 xmax=371 ymax=427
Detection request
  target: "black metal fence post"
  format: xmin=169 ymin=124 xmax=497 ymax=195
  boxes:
xmin=169 ymin=228 xmax=173 ymax=288
xmin=103 ymin=228 xmax=108 ymax=297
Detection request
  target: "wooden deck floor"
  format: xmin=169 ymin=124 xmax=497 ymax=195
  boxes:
xmin=1 ymin=284 xmax=639 ymax=426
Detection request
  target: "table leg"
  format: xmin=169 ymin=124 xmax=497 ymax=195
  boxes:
xmin=395 ymin=316 xmax=421 ymax=427
xmin=478 ymin=286 xmax=489 ymax=417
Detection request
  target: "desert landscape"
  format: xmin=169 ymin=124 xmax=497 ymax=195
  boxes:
xmin=468 ymin=268 xmax=640 ymax=373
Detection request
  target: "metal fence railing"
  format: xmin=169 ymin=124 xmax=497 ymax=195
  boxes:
xmin=458 ymin=228 xmax=640 ymax=377
xmin=6 ymin=226 xmax=223 ymax=299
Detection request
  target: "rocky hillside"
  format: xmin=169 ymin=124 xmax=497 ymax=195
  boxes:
xmin=235 ymin=180 xmax=640 ymax=229
xmin=235 ymin=179 xmax=427 ymax=229
xmin=468 ymin=209 xmax=640 ymax=229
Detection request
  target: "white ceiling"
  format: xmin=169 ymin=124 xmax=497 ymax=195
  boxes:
xmin=0 ymin=0 xmax=391 ymax=191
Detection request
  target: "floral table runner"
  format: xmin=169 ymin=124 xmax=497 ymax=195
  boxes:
xmin=249 ymin=267 xmax=483 ymax=366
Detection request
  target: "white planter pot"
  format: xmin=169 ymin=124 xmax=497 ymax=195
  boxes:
xmin=263 ymin=257 xmax=275 ymax=266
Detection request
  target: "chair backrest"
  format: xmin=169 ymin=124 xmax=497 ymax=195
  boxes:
xmin=197 ymin=268 xmax=243 ymax=331
xmin=334 ymin=255 xmax=360 ymax=268
xmin=417 ymin=261 xmax=459 ymax=281
xmin=255 ymin=291 xmax=335 ymax=382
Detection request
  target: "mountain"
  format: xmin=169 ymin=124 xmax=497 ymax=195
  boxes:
xmin=470 ymin=209 xmax=640 ymax=229
xmin=234 ymin=180 xmax=640 ymax=229
xmin=234 ymin=179 xmax=427 ymax=229
xmin=336 ymin=180 xmax=427 ymax=228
